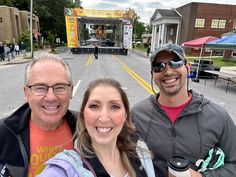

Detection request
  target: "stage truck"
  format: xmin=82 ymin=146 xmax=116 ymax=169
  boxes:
xmin=64 ymin=8 xmax=134 ymax=55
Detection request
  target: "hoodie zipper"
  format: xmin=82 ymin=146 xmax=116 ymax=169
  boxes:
xmin=171 ymin=126 xmax=176 ymax=155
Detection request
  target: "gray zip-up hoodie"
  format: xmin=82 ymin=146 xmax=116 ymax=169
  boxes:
xmin=131 ymin=90 xmax=236 ymax=177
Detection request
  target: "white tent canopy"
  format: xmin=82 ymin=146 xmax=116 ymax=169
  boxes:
xmin=86 ymin=38 xmax=99 ymax=42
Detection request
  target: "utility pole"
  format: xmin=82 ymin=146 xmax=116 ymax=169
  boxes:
xmin=30 ymin=0 xmax=34 ymax=58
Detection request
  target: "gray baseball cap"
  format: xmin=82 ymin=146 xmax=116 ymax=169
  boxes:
xmin=150 ymin=44 xmax=186 ymax=66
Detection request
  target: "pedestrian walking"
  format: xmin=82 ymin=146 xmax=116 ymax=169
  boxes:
xmin=20 ymin=41 xmax=27 ymax=56
xmin=0 ymin=42 xmax=4 ymax=61
xmin=147 ymin=44 xmax=151 ymax=56
xmin=15 ymin=43 xmax=20 ymax=56
xmin=10 ymin=44 xmax=15 ymax=59
xmin=94 ymin=44 xmax=98 ymax=59
xmin=5 ymin=44 xmax=11 ymax=61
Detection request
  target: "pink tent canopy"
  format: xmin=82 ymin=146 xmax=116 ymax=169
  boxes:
xmin=182 ymin=36 xmax=219 ymax=80
xmin=182 ymin=36 xmax=219 ymax=48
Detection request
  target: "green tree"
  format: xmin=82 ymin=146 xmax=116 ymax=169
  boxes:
xmin=46 ymin=31 xmax=55 ymax=45
xmin=13 ymin=0 xmax=29 ymax=10
xmin=133 ymin=13 xmax=146 ymax=42
xmin=34 ymin=0 xmax=81 ymax=44
xmin=145 ymin=24 xmax=152 ymax=34
xmin=0 ymin=0 xmax=14 ymax=6
xmin=18 ymin=31 xmax=30 ymax=49
xmin=73 ymin=0 xmax=81 ymax=7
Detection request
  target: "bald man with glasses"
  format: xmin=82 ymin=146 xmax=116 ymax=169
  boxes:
xmin=131 ymin=44 xmax=236 ymax=177
xmin=0 ymin=53 xmax=77 ymax=177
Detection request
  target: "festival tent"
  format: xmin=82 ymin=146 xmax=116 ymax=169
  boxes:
xmin=86 ymin=38 xmax=99 ymax=42
xmin=182 ymin=36 xmax=219 ymax=48
xmin=205 ymin=34 xmax=236 ymax=49
xmin=182 ymin=36 xmax=219 ymax=80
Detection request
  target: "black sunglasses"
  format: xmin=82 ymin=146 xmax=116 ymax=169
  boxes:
xmin=152 ymin=57 xmax=185 ymax=73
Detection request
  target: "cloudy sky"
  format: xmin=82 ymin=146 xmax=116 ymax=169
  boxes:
xmin=81 ymin=0 xmax=236 ymax=24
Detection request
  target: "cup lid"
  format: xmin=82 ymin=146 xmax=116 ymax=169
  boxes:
xmin=168 ymin=155 xmax=190 ymax=172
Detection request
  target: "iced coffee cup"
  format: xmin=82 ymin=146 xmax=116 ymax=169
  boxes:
xmin=168 ymin=155 xmax=191 ymax=177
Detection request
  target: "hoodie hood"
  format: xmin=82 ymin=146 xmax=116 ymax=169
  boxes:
xmin=150 ymin=90 xmax=210 ymax=117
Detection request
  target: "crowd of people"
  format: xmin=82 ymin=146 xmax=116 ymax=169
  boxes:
xmin=0 ymin=44 xmax=236 ymax=177
xmin=0 ymin=41 xmax=26 ymax=62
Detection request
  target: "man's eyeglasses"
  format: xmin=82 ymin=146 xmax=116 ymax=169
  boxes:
xmin=152 ymin=57 xmax=185 ymax=73
xmin=27 ymin=84 xmax=71 ymax=96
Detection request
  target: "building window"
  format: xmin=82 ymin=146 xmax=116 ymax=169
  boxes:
xmin=211 ymin=19 xmax=226 ymax=29
xmin=170 ymin=28 xmax=174 ymax=35
xmin=233 ymin=20 xmax=236 ymax=30
xmin=0 ymin=18 xmax=2 ymax=23
xmin=195 ymin=18 xmax=205 ymax=28
xmin=218 ymin=20 xmax=226 ymax=28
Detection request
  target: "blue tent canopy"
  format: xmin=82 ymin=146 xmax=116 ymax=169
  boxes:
xmin=205 ymin=34 xmax=236 ymax=49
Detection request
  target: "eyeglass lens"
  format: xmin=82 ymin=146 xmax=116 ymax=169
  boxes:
xmin=28 ymin=84 xmax=70 ymax=96
xmin=152 ymin=57 xmax=184 ymax=73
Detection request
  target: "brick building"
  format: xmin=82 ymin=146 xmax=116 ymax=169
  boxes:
xmin=0 ymin=5 xmax=40 ymax=44
xmin=150 ymin=2 xmax=236 ymax=55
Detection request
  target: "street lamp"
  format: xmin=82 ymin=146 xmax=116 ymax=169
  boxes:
xmin=30 ymin=0 xmax=33 ymax=58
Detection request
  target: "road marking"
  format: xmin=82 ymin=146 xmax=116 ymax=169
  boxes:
xmin=86 ymin=55 xmax=93 ymax=66
xmin=73 ymin=80 xmax=81 ymax=97
xmin=113 ymin=55 xmax=158 ymax=94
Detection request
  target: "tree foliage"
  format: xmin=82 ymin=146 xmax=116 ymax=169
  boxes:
xmin=0 ymin=0 xmax=30 ymax=10
xmin=18 ymin=31 xmax=30 ymax=48
xmin=0 ymin=0 xmax=13 ymax=6
xmin=132 ymin=13 xmax=146 ymax=41
xmin=145 ymin=24 xmax=152 ymax=34
xmin=34 ymin=0 xmax=81 ymax=43
xmin=45 ymin=31 xmax=55 ymax=45
xmin=14 ymin=0 xmax=29 ymax=10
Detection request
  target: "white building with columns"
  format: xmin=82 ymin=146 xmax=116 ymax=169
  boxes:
xmin=150 ymin=9 xmax=182 ymax=52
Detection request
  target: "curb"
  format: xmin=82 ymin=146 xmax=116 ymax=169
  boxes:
xmin=0 ymin=58 xmax=32 ymax=65
xmin=0 ymin=49 xmax=51 ymax=66
xmin=130 ymin=49 xmax=150 ymax=59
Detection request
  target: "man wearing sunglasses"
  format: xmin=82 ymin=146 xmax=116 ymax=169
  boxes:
xmin=131 ymin=44 xmax=236 ymax=177
xmin=0 ymin=53 xmax=77 ymax=177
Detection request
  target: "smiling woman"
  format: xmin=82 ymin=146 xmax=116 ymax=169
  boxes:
xmin=37 ymin=78 xmax=155 ymax=177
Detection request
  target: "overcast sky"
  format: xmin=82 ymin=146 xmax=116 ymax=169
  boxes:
xmin=81 ymin=0 xmax=236 ymax=24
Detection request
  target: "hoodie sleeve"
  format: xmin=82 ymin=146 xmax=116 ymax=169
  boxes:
xmin=36 ymin=164 xmax=68 ymax=177
xmin=202 ymin=110 xmax=236 ymax=177
xmin=36 ymin=157 xmax=78 ymax=177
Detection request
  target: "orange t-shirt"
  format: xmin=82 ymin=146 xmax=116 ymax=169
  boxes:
xmin=28 ymin=119 xmax=74 ymax=177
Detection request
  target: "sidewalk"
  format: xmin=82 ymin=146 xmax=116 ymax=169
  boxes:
xmin=130 ymin=48 xmax=150 ymax=58
xmin=0 ymin=55 xmax=32 ymax=65
xmin=0 ymin=49 xmax=51 ymax=66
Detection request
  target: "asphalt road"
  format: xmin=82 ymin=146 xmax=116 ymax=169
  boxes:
xmin=0 ymin=48 xmax=235 ymax=124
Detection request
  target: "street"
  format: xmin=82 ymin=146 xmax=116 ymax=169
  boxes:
xmin=0 ymin=48 xmax=236 ymax=123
